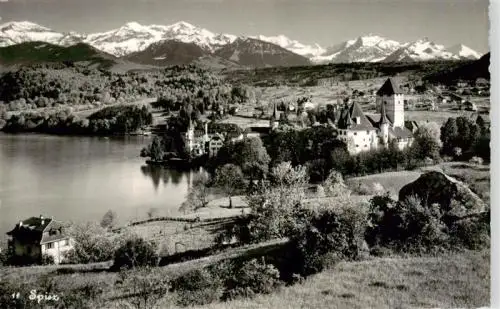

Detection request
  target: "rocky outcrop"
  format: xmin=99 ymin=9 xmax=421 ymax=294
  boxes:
xmin=399 ymin=171 xmax=487 ymax=219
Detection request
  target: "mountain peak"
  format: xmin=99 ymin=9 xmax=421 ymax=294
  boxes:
xmin=167 ymin=21 xmax=198 ymax=32
xmin=0 ymin=21 xmax=50 ymax=31
xmin=123 ymin=22 xmax=143 ymax=28
xmin=447 ymin=43 xmax=481 ymax=59
xmin=250 ymin=34 xmax=325 ymax=57
xmin=171 ymin=21 xmax=195 ymax=27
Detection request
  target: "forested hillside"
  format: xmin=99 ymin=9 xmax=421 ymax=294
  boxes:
xmin=0 ymin=64 xmax=241 ymax=112
xmin=224 ymin=60 xmax=473 ymax=87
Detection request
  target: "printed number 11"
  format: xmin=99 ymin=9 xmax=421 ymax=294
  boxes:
xmin=11 ymin=292 xmax=20 ymax=299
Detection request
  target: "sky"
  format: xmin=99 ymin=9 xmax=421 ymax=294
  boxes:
xmin=0 ymin=0 xmax=490 ymax=53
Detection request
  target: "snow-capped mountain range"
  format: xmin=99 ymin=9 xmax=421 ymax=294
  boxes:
xmin=0 ymin=20 xmax=484 ymax=64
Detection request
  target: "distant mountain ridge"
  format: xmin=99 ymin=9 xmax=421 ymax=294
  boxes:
xmin=214 ymin=37 xmax=311 ymax=68
xmin=0 ymin=20 xmax=486 ymax=66
xmin=0 ymin=41 xmax=118 ymax=68
xmin=123 ymin=40 xmax=209 ymax=66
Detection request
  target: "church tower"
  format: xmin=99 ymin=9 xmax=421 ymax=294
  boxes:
xmin=376 ymin=78 xmax=405 ymax=128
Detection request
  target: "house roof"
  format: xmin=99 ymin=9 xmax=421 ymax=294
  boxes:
xmin=41 ymin=221 xmax=68 ymax=244
xmin=389 ymin=126 xmax=414 ymax=139
xmin=7 ymin=217 xmax=53 ymax=244
xmin=7 ymin=217 xmax=52 ymax=235
xmin=376 ymin=78 xmax=403 ymax=96
xmin=337 ymin=102 xmax=376 ymax=131
xmin=7 ymin=216 xmax=70 ymax=244
xmin=405 ymin=120 xmax=419 ymax=132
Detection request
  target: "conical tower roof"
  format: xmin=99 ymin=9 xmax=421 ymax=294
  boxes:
xmin=379 ymin=101 xmax=390 ymax=126
xmin=377 ymin=77 xmax=403 ymax=96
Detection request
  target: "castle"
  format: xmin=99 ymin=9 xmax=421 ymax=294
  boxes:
xmin=336 ymin=77 xmax=415 ymax=154
xmin=184 ymin=121 xmax=226 ymax=158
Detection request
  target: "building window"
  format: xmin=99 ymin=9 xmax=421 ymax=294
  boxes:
xmin=355 ymin=144 xmax=359 ymax=148
xmin=364 ymin=145 xmax=368 ymax=148
xmin=64 ymin=239 xmax=70 ymax=246
xmin=46 ymin=242 xmax=54 ymax=249
xmin=354 ymin=132 xmax=357 ymax=136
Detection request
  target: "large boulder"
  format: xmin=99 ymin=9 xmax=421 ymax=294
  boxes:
xmin=399 ymin=171 xmax=487 ymax=219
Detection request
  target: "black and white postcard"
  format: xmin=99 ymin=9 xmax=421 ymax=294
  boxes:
xmin=0 ymin=0 xmax=493 ymax=308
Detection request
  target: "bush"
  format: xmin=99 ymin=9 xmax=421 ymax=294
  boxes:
xmin=351 ymin=181 xmax=385 ymax=196
xmin=171 ymin=268 xmax=224 ymax=306
xmin=113 ymin=237 xmax=158 ymax=269
xmin=117 ymin=267 xmax=170 ymax=309
xmin=469 ymin=156 xmax=484 ymax=165
xmin=64 ymin=223 xmax=117 ymax=264
xmin=449 ymin=212 xmax=490 ymax=250
xmin=41 ymin=254 xmax=55 ymax=265
xmin=289 ymin=206 xmax=368 ymax=277
xmin=323 ymin=170 xmax=350 ymax=198
xmin=224 ymin=259 xmax=281 ymax=300
xmin=366 ymin=194 xmax=450 ymax=253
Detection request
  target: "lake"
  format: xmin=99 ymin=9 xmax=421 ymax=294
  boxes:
xmin=0 ymin=133 xmax=198 ymax=241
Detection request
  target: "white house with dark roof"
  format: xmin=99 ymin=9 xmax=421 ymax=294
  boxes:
xmin=6 ymin=215 xmax=74 ymax=265
xmin=336 ymin=77 xmax=415 ymax=154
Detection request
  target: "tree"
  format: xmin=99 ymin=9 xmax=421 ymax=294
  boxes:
xmin=149 ymin=136 xmax=164 ymax=162
xmin=243 ymin=162 xmax=310 ymax=241
xmin=180 ymin=173 xmax=211 ymax=212
xmin=113 ymin=236 xmax=158 ymax=269
xmin=214 ymin=164 xmax=245 ymax=208
xmin=100 ymin=210 xmax=117 ymax=229
xmin=412 ymin=121 xmax=442 ymax=160
xmin=65 ymin=223 xmax=119 ymax=264
xmin=236 ymin=137 xmax=271 ymax=181
xmin=440 ymin=117 xmax=459 ymax=154
xmin=323 ymin=170 xmax=351 ymax=198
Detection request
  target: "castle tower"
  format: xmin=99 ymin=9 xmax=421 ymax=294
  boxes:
xmin=379 ymin=99 xmax=390 ymax=147
xmin=185 ymin=119 xmax=195 ymax=154
xmin=376 ymin=78 xmax=405 ymax=128
xmin=270 ymin=103 xmax=279 ymax=129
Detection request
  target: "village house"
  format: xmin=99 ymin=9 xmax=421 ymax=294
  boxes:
xmin=336 ymin=78 xmax=415 ymax=154
xmin=6 ymin=215 xmax=73 ymax=265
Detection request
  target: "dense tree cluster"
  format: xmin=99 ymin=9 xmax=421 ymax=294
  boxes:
xmin=0 ymin=64 xmax=244 ymax=113
xmin=2 ymin=105 xmax=152 ymax=135
xmin=225 ymin=60 xmax=472 ymax=87
xmin=208 ymin=120 xmax=474 ymax=183
xmin=440 ymin=116 xmax=490 ymax=162
xmin=210 ymin=137 xmax=271 ymax=180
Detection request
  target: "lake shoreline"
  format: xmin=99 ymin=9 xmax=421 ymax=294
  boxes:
xmin=0 ymin=133 xmax=200 ymax=239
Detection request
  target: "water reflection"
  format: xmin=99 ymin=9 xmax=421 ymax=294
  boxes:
xmin=140 ymin=165 xmax=186 ymax=190
xmin=0 ymin=133 xmax=195 ymax=237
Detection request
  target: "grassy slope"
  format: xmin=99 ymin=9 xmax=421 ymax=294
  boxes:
xmin=195 ymin=250 xmax=489 ymax=309
xmin=0 ymin=249 xmax=488 ymax=308
xmin=345 ymin=162 xmax=490 ymax=201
